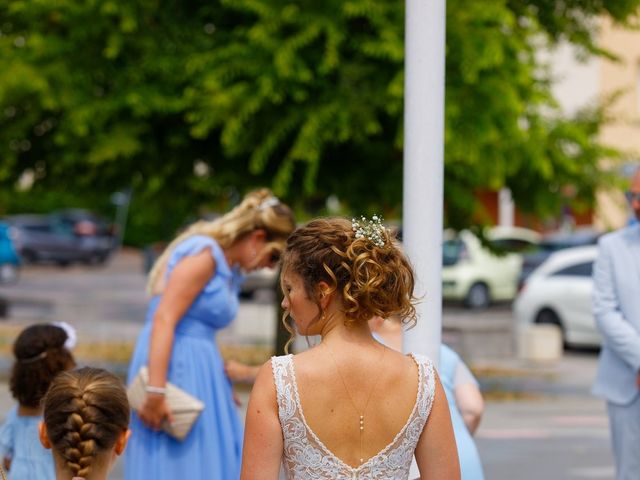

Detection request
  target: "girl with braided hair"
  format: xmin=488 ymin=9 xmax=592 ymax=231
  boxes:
xmin=39 ymin=367 xmax=130 ymax=480
xmin=0 ymin=323 xmax=76 ymax=479
xmin=241 ymin=217 xmax=460 ymax=479
xmin=126 ymin=188 xmax=295 ymax=479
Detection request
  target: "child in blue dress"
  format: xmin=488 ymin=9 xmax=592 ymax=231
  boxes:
xmin=0 ymin=323 xmax=76 ymax=479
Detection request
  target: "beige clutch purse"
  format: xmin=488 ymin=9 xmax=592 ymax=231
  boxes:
xmin=127 ymin=367 xmax=205 ymax=441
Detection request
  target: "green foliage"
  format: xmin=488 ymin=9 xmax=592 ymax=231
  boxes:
xmin=0 ymin=0 xmax=638 ymax=244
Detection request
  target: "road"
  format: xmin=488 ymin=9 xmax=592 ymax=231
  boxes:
xmin=0 ymin=249 xmax=614 ymax=479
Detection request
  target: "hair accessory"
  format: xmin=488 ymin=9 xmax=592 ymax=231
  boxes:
xmin=352 ymin=215 xmax=387 ymax=248
xmin=257 ymin=197 xmax=280 ymax=211
xmin=18 ymin=351 xmax=48 ymax=364
xmin=52 ymin=321 xmax=77 ymax=350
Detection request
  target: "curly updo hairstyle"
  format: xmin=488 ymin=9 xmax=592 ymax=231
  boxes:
xmin=9 ymin=323 xmax=76 ymax=408
xmin=43 ymin=367 xmax=130 ymax=479
xmin=281 ymin=217 xmax=417 ymax=340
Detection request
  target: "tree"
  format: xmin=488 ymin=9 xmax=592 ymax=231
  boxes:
xmin=0 ymin=0 xmax=638 ymax=244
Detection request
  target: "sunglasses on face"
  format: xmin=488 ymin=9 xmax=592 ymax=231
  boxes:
xmin=625 ymin=191 xmax=640 ymax=203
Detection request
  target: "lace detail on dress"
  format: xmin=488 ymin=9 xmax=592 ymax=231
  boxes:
xmin=271 ymin=353 xmax=435 ymax=480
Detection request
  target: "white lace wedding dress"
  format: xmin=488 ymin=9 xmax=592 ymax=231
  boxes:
xmin=271 ymin=353 xmax=435 ymax=479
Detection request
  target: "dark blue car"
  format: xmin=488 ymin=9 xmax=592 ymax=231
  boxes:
xmin=0 ymin=221 xmax=20 ymax=284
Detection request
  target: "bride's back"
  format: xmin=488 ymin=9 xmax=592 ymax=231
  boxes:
xmin=292 ymin=345 xmax=420 ymax=467
xmin=241 ymin=217 xmax=459 ymax=479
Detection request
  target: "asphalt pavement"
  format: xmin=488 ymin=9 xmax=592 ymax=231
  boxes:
xmin=0 ymin=249 xmax=614 ymax=479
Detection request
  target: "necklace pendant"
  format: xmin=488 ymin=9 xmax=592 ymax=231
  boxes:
xmin=359 ymin=415 xmax=364 ymax=432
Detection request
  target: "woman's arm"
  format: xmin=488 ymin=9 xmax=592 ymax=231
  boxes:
xmin=225 ymin=360 xmax=260 ymax=384
xmin=138 ymin=249 xmax=215 ymax=430
xmin=455 ymin=383 xmax=484 ymax=435
xmin=415 ymin=372 xmax=461 ymax=479
xmin=240 ymin=361 xmax=283 ymax=480
xmin=453 ymin=360 xmax=484 ymax=435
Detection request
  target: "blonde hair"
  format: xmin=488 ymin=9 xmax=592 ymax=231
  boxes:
xmin=147 ymin=188 xmax=295 ymax=294
xmin=42 ymin=367 xmax=130 ymax=479
xmin=281 ymin=217 xmax=417 ymax=351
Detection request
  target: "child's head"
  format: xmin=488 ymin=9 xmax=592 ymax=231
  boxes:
xmin=39 ymin=367 xmax=130 ymax=480
xmin=10 ymin=323 xmax=76 ymax=408
xmin=280 ymin=217 xmax=417 ymax=338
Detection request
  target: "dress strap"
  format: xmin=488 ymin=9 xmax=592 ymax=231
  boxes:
xmin=271 ymin=355 xmax=297 ymax=423
xmin=411 ymin=353 xmax=436 ymax=421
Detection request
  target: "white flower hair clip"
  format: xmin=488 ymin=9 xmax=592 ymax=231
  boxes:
xmin=351 ymin=215 xmax=387 ymax=248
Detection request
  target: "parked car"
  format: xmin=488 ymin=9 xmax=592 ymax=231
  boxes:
xmin=240 ymin=267 xmax=278 ymax=298
xmin=513 ymin=245 xmax=600 ymax=348
xmin=50 ymin=209 xmax=115 ymax=238
xmin=518 ymin=227 xmax=601 ymax=288
xmin=0 ymin=221 xmax=20 ymax=284
xmin=442 ymin=226 xmax=541 ymax=309
xmin=6 ymin=212 xmax=114 ymax=266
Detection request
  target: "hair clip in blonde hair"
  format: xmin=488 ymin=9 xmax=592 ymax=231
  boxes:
xmin=352 ymin=215 xmax=387 ymax=248
xmin=257 ymin=196 xmax=280 ymax=211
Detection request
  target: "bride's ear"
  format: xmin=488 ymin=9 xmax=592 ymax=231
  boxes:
xmin=317 ymin=281 xmax=333 ymax=309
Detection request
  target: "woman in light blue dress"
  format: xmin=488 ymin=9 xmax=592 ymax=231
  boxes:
xmin=439 ymin=344 xmax=485 ymax=480
xmin=125 ymin=189 xmax=295 ymax=480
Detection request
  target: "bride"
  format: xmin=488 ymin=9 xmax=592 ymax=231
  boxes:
xmin=240 ymin=217 xmax=460 ymax=480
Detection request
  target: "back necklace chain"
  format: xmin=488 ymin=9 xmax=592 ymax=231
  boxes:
xmin=323 ymin=342 xmax=387 ymax=465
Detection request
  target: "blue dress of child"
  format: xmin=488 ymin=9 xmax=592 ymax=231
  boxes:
xmin=440 ymin=345 xmax=485 ymax=480
xmin=125 ymin=235 xmax=244 ymax=480
xmin=0 ymin=406 xmax=55 ymax=480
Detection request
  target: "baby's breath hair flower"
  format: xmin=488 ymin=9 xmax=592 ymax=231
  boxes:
xmin=351 ymin=215 xmax=387 ymax=248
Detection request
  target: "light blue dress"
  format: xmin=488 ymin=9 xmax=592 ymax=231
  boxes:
xmin=125 ymin=235 xmax=244 ymax=480
xmin=0 ymin=406 xmax=55 ymax=480
xmin=440 ymin=345 xmax=485 ymax=480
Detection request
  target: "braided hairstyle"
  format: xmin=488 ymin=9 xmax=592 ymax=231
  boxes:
xmin=280 ymin=217 xmax=417 ymax=348
xmin=147 ymin=188 xmax=296 ymax=294
xmin=43 ymin=367 xmax=130 ymax=479
xmin=9 ymin=323 xmax=76 ymax=408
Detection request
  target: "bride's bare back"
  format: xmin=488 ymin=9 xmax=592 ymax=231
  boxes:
xmin=294 ymin=345 xmax=419 ymax=467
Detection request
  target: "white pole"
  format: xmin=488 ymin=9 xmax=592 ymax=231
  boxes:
xmin=402 ymin=0 xmax=446 ymax=365
xmin=499 ymin=187 xmax=515 ymax=227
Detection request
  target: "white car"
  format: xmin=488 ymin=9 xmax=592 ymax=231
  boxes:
xmin=442 ymin=226 xmax=541 ymax=309
xmin=513 ymin=245 xmax=601 ymax=348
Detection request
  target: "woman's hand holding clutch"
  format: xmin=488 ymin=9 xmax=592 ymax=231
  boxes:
xmin=138 ymin=393 xmax=174 ymax=431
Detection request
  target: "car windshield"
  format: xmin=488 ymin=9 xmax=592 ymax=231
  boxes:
xmin=443 ymin=239 xmax=464 ymax=266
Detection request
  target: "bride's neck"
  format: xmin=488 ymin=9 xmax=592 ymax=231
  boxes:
xmin=320 ymin=318 xmax=375 ymax=347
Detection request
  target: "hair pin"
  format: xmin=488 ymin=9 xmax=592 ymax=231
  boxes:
xmin=257 ymin=197 xmax=281 ymax=211
xmin=18 ymin=351 xmax=48 ymax=364
xmin=352 ymin=215 xmax=387 ymax=248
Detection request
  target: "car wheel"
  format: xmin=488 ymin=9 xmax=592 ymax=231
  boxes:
xmin=535 ymin=308 xmax=566 ymax=344
xmin=464 ymin=282 xmax=490 ymax=309
xmin=0 ymin=264 xmax=19 ymax=284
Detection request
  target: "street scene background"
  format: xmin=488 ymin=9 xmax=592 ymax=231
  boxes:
xmin=0 ymin=250 xmax=613 ymax=479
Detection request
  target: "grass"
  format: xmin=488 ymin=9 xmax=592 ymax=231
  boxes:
xmin=0 ymin=324 xmax=273 ymax=369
